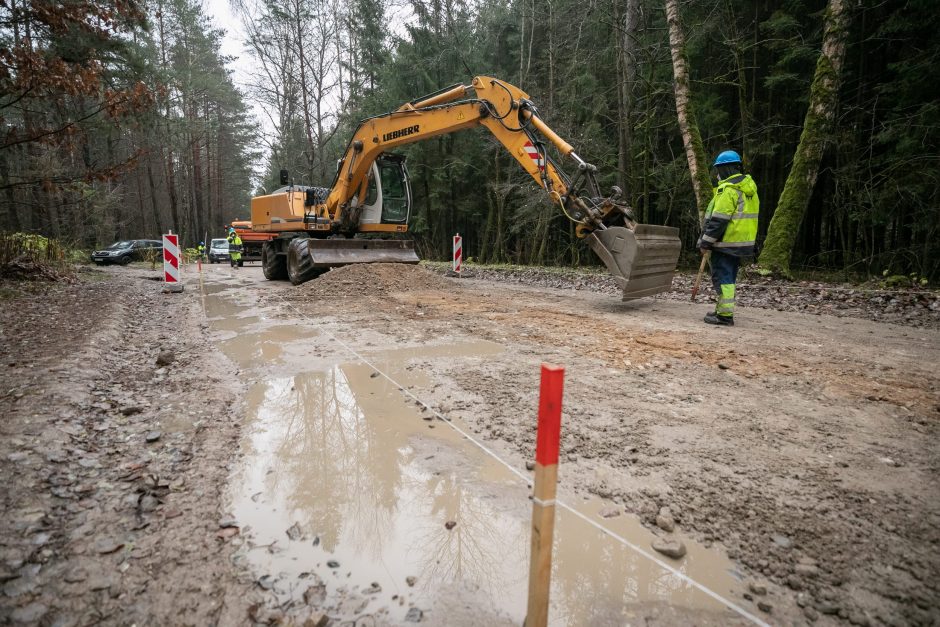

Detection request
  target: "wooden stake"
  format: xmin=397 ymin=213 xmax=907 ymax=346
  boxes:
xmin=526 ymin=364 xmax=564 ymax=627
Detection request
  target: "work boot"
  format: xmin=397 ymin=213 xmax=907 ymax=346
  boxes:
xmin=704 ymin=312 xmax=734 ymax=326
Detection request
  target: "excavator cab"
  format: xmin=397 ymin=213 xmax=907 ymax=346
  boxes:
xmin=357 ymin=154 xmax=412 ymax=226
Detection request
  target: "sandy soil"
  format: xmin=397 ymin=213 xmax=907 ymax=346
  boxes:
xmin=0 ymin=266 xmax=266 ymax=625
xmin=270 ymin=263 xmax=940 ymax=626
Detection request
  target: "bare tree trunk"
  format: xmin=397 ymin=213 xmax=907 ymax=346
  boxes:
xmin=665 ymin=0 xmax=713 ymax=219
xmin=759 ymin=0 xmax=849 ymax=276
xmin=615 ymin=0 xmax=640 ymax=196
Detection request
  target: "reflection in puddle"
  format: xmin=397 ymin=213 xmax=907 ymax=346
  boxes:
xmin=230 ymin=365 xmax=743 ymax=624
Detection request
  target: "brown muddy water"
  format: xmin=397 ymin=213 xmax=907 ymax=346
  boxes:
xmin=201 ymin=275 xmax=754 ymax=625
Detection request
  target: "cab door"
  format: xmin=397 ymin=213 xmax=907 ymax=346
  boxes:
xmin=355 ymin=154 xmax=411 ymax=226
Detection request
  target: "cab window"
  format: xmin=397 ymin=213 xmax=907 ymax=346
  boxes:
xmin=380 ymin=162 xmax=408 ymax=223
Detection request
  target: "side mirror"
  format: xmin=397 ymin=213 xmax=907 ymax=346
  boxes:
xmin=280 ymin=169 xmax=289 ymax=185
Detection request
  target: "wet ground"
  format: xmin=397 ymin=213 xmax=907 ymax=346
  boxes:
xmin=201 ymin=269 xmax=759 ymax=625
xmin=2 ymin=261 xmax=936 ymax=626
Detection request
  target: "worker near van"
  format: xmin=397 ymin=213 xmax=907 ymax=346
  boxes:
xmin=697 ymin=150 xmax=759 ymax=326
xmin=197 ymin=241 xmax=206 ymax=261
xmin=227 ymin=228 xmax=243 ymax=268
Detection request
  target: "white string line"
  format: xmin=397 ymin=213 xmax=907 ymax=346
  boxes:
xmin=270 ymin=291 xmax=771 ymax=627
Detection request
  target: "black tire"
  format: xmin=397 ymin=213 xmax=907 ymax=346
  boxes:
xmin=262 ymin=241 xmax=288 ymax=280
xmin=286 ymin=238 xmax=324 ymax=286
xmin=120 ymin=255 xmax=133 ymax=265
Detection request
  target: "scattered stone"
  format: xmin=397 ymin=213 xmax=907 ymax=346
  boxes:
xmin=364 ymin=582 xmax=382 ymax=594
xmin=216 ymin=527 xmax=239 ymax=539
xmin=787 ymin=574 xmax=803 ymax=590
xmin=303 ymin=580 xmax=326 ymax=606
xmin=257 ymin=575 xmax=275 ymax=590
xmin=11 ymin=602 xmax=48 ymax=623
xmin=370 ymin=372 xmax=380 ymax=378
xmin=525 ymin=461 xmax=535 ymax=471
xmin=794 ymin=563 xmax=819 ymax=577
xmin=406 ymin=576 xmax=417 ymax=587
xmin=757 ymin=600 xmax=772 ymax=613
xmin=817 ymin=603 xmax=841 ymax=615
xmin=598 ymin=506 xmax=621 ymax=519
xmin=139 ymin=494 xmax=160 ymax=512
xmin=404 ymin=607 xmax=423 ymax=622
xmin=219 ymin=517 xmax=238 ymax=528
xmin=803 ymin=606 xmax=820 ymax=622
xmin=655 ymin=507 xmax=675 ymax=532
xmin=286 ymin=522 xmax=303 ymax=541
xmin=444 ymin=521 xmax=457 ymax=530
xmin=64 ymin=568 xmax=88 ymax=583
xmin=748 ymin=582 xmax=767 ymax=596
xmin=327 ymin=560 xmax=340 ymax=569
xmin=302 ymin=613 xmax=329 ymax=627
xmin=651 ymin=538 xmax=686 ymax=559
xmin=155 ymin=351 xmax=175 ymax=367
xmin=718 ymin=363 xmax=730 ymax=370
xmin=95 ymin=538 xmax=124 ymax=554
xmin=145 ymin=431 xmax=162 ymax=443
xmin=121 ymin=405 xmax=144 ymax=416
xmin=771 ymin=534 xmax=792 ymax=548
xmin=163 ymin=508 xmax=182 ymax=519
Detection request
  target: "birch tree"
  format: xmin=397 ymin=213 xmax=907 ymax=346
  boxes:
xmin=664 ymin=0 xmax=713 ymax=220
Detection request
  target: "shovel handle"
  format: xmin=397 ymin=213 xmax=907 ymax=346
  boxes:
xmin=691 ymin=250 xmax=711 ymax=302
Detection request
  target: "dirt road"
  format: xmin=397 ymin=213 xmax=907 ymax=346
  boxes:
xmin=1 ymin=262 xmax=938 ymax=626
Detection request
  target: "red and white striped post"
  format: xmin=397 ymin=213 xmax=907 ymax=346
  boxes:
xmin=162 ymin=232 xmax=183 ymax=293
xmin=452 ymin=233 xmax=462 ymax=274
xmin=525 ymin=364 xmax=565 ymax=627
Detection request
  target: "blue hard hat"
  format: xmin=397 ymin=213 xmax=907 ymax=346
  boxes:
xmin=713 ymin=150 xmax=742 ymax=166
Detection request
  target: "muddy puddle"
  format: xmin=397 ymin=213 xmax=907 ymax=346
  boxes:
xmin=203 ymin=278 xmax=750 ymax=625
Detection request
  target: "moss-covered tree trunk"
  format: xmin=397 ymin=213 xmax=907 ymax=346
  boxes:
xmin=665 ymin=0 xmax=713 ymax=221
xmin=759 ymin=0 xmax=849 ymax=276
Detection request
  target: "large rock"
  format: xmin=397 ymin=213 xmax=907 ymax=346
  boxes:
xmin=651 ymin=537 xmax=686 ymax=559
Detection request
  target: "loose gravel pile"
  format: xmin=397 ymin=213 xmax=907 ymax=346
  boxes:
xmin=300 ymin=262 xmax=452 ymax=298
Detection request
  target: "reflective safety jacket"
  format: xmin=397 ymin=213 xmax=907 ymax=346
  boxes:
xmin=698 ymin=173 xmax=759 ymax=257
xmin=227 ymin=233 xmax=243 ymax=254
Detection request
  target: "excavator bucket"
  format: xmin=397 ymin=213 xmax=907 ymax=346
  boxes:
xmin=586 ymin=225 xmax=681 ymax=300
xmin=307 ymin=239 xmax=420 ymax=268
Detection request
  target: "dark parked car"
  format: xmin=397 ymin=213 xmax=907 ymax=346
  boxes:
xmin=91 ymin=239 xmax=163 ymax=265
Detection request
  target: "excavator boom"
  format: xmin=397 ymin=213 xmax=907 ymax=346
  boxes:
xmin=251 ymin=76 xmax=681 ymax=299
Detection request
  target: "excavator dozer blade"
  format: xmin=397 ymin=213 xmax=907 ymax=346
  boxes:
xmin=307 ymin=239 xmax=420 ymax=268
xmin=586 ymin=225 xmax=681 ymax=300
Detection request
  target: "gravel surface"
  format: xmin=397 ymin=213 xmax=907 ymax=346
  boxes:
xmin=423 ymin=262 xmax=940 ymax=329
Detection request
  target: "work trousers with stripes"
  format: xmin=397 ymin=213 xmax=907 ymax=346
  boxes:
xmin=710 ymin=250 xmax=740 ymax=318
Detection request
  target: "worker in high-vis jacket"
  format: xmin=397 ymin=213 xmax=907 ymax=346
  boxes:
xmin=227 ymin=228 xmax=243 ymax=268
xmin=697 ymin=150 xmax=759 ymax=326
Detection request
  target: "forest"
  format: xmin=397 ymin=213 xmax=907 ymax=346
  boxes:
xmin=1 ymin=0 xmax=937 ymax=279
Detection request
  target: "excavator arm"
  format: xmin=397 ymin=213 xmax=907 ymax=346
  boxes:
xmin=323 ymin=76 xmax=634 ymax=241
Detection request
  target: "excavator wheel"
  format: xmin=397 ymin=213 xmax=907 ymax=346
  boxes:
xmin=286 ymin=238 xmax=324 ymax=286
xmin=262 ymin=241 xmax=288 ymax=281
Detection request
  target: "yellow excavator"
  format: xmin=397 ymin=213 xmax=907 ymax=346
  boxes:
xmin=250 ymin=76 xmax=681 ymax=300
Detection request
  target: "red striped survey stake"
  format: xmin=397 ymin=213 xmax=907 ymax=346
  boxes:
xmin=525 ymin=364 xmax=564 ymax=627
xmin=452 ymin=233 xmax=462 ymax=273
